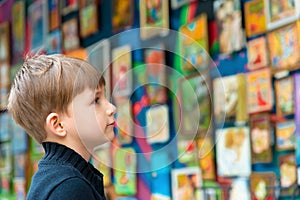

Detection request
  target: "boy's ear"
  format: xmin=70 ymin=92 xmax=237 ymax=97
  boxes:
xmin=45 ymin=113 xmax=67 ymax=137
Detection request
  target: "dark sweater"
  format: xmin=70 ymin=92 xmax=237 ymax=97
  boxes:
xmin=26 ymin=142 xmax=106 ymax=200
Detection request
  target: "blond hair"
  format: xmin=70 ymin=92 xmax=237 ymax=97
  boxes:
xmin=8 ymin=54 xmax=105 ymax=143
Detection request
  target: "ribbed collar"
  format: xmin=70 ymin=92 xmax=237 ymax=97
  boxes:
xmin=41 ymin=142 xmax=105 ymax=197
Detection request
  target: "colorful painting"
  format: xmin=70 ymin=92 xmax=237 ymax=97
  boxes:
xmin=267 ymin=22 xmax=300 ymax=71
xmin=0 ymin=21 xmax=10 ymax=61
xmin=145 ymin=44 xmax=167 ymax=104
xmin=12 ymin=1 xmax=25 ymax=64
xmin=49 ymin=0 xmax=60 ymax=31
xmin=114 ymin=148 xmax=137 ymax=196
xmin=112 ymin=45 xmax=132 ymax=98
xmin=244 ymin=0 xmax=267 ymax=37
xmin=179 ymin=13 xmax=209 ymax=72
xmin=265 ymin=0 xmax=299 ymax=30
xmin=171 ymin=167 xmax=202 ymax=200
xmin=197 ymin=137 xmax=216 ymax=180
xmin=213 ymin=74 xmax=247 ymax=123
xmin=250 ymin=172 xmax=276 ymax=200
xmin=87 ymin=39 xmax=111 ymax=98
xmin=214 ymin=0 xmax=244 ymax=54
xmin=29 ymin=0 xmax=47 ymax=51
xmin=112 ymin=0 xmax=134 ymax=32
xmin=216 ymin=127 xmax=251 ymax=177
xmin=246 ymin=68 xmax=273 ymax=114
xmin=146 ymin=105 xmax=169 ymax=144
xmin=276 ymin=120 xmax=296 ymax=151
xmin=179 ymin=73 xmax=212 ymax=134
xmin=62 ymin=18 xmax=80 ymax=52
xmin=46 ymin=30 xmax=62 ymax=54
xmin=79 ymin=0 xmax=98 ymax=38
xmin=177 ymin=140 xmax=198 ymax=167
xmin=275 ymin=76 xmax=294 ymax=116
xmin=115 ymin=97 xmax=133 ymax=145
xmin=140 ymin=0 xmax=169 ymax=39
xmin=250 ymin=113 xmax=272 ymax=163
xmin=247 ymin=36 xmax=268 ymax=71
xmin=279 ymin=154 xmax=297 ymax=196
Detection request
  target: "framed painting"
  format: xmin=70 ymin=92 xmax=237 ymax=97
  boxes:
xmin=247 ymin=36 xmax=268 ymax=71
xmin=62 ymin=18 xmax=80 ymax=52
xmin=216 ymin=127 xmax=251 ymax=177
xmin=171 ymin=0 xmax=196 ymax=9
xmin=197 ymin=137 xmax=216 ymax=180
xmin=250 ymin=172 xmax=276 ymax=200
xmin=87 ymin=39 xmax=111 ymax=98
xmin=113 ymin=147 xmax=137 ymax=196
xmin=145 ymin=44 xmax=167 ymax=104
xmin=112 ymin=0 xmax=134 ymax=33
xmin=112 ymin=45 xmax=132 ymax=98
xmin=46 ymin=30 xmax=62 ymax=54
xmin=178 ymin=13 xmax=209 ymax=73
xmin=79 ymin=0 xmax=98 ymax=38
xmin=214 ymin=0 xmax=244 ymax=54
xmin=275 ymin=76 xmax=294 ymax=116
xmin=146 ymin=105 xmax=169 ymax=144
xmin=139 ymin=0 xmax=169 ymax=40
xmin=48 ymin=0 xmax=60 ymax=32
xmin=266 ymin=21 xmax=300 ymax=71
xmin=179 ymin=73 xmax=212 ymax=134
xmin=11 ymin=1 xmax=25 ymax=64
xmin=171 ymin=167 xmax=202 ymax=200
xmin=0 ymin=21 xmax=10 ymax=61
xmin=276 ymin=120 xmax=296 ymax=151
xmin=246 ymin=68 xmax=273 ymax=114
xmin=61 ymin=0 xmax=78 ymax=16
xmin=29 ymin=0 xmax=48 ymax=52
xmin=249 ymin=113 xmax=272 ymax=163
xmin=279 ymin=153 xmax=297 ymax=196
xmin=265 ymin=0 xmax=300 ymax=30
xmin=114 ymin=97 xmax=133 ymax=145
xmin=244 ymin=0 xmax=267 ymax=37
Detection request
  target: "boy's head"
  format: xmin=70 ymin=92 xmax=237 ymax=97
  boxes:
xmin=8 ymin=54 xmax=105 ymax=144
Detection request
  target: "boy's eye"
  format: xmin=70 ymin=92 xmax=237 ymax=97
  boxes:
xmin=93 ymin=97 xmax=100 ymax=104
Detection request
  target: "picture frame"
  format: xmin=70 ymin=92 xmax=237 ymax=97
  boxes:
xmin=0 ymin=21 xmax=10 ymax=61
xmin=79 ymin=0 xmax=98 ymax=38
xmin=266 ymin=21 xmax=300 ymax=71
xmin=171 ymin=0 xmax=196 ymax=9
xmin=178 ymin=13 xmax=209 ymax=73
xmin=247 ymin=36 xmax=268 ymax=71
xmin=62 ymin=18 xmax=80 ymax=52
xmin=244 ymin=0 xmax=267 ymax=37
xmin=213 ymin=74 xmax=247 ymax=123
xmin=264 ymin=0 xmax=300 ymax=30
xmin=111 ymin=45 xmax=132 ymax=98
xmin=28 ymin=0 xmax=48 ymax=52
xmin=46 ymin=30 xmax=62 ymax=54
xmin=112 ymin=0 xmax=134 ymax=33
xmin=171 ymin=167 xmax=202 ymax=200
xmin=144 ymin=44 xmax=167 ymax=104
xmin=197 ymin=137 xmax=216 ymax=180
xmin=276 ymin=120 xmax=296 ymax=151
xmin=11 ymin=1 xmax=25 ymax=64
xmin=249 ymin=113 xmax=272 ymax=163
xmin=275 ymin=76 xmax=294 ymax=116
xmin=114 ymin=97 xmax=133 ymax=145
xmin=246 ymin=68 xmax=273 ymax=114
xmin=87 ymin=39 xmax=111 ymax=98
xmin=139 ymin=0 xmax=169 ymax=40
xmin=214 ymin=0 xmax=244 ymax=54
xmin=250 ymin=172 xmax=276 ymax=200
xmin=61 ymin=0 xmax=78 ymax=16
xmin=48 ymin=0 xmax=60 ymax=32
xmin=113 ymin=147 xmax=137 ymax=196
xmin=279 ymin=153 xmax=297 ymax=196
xmin=216 ymin=127 xmax=251 ymax=177
xmin=146 ymin=105 xmax=169 ymax=144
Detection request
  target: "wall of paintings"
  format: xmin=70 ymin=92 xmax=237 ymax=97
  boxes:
xmin=1 ymin=0 xmax=300 ymax=199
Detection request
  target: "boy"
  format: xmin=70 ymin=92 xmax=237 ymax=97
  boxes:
xmin=8 ymin=54 xmax=116 ymax=200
